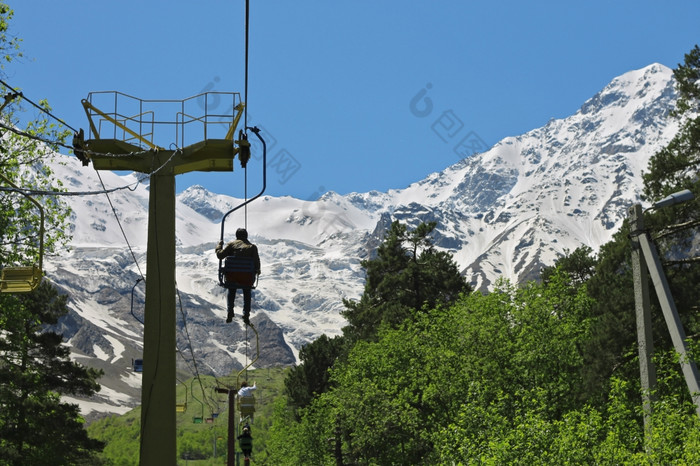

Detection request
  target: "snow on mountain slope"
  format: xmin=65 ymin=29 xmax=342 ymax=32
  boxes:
xmin=42 ymin=63 xmax=678 ymax=418
xmin=344 ymin=63 xmax=677 ymax=289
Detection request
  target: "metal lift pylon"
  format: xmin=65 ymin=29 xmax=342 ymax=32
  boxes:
xmin=77 ymin=91 xmax=247 ymax=465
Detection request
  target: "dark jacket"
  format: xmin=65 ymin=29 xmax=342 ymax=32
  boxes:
xmin=238 ymin=431 xmax=253 ymax=453
xmin=216 ymin=239 xmax=261 ymax=274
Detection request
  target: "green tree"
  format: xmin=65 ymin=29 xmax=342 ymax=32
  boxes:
xmin=541 ymin=245 xmax=596 ymax=287
xmin=284 ymin=334 xmax=346 ymax=413
xmin=0 ymin=3 xmax=103 ymax=463
xmin=342 ymin=220 xmax=471 ymax=341
xmin=282 ymin=221 xmax=471 ymax=417
xmin=276 ymin=272 xmax=592 ymax=464
xmin=644 ymin=44 xmax=700 ymax=203
xmin=0 ymin=282 xmax=105 ymax=464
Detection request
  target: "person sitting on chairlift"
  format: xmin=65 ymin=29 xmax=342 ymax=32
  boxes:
xmin=216 ymin=228 xmax=261 ymax=324
xmin=238 ymin=380 xmax=256 ymax=397
xmin=238 ymin=423 xmax=253 ymax=458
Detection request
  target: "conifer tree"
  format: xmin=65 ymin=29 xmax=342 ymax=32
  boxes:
xmin=644 ymin=44 xmax=700 ymax=203
xmin=342 ymin=220 xmax=471 ymax=341
xmin=284 ymin=221 xmax=470 ymax=412
xmin=284 ymin=334 xmax=346 ymax=413
xmin=0 ymin=284 xmax=105 ymax=464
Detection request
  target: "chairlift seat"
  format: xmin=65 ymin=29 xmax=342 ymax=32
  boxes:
xmin=219 ymin=256 xmax=256 ymax=289
xmin=238 ymin=395 xmax=256 ymax=417
xmin=0 ymin=174 xmax=45 ymax=294
xmin=176 ymin=403 xmax=187 ymax=413
xmin=0 ymin=265 xmax=42 ymax=293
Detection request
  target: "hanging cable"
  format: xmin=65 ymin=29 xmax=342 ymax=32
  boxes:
xmin=130 ymin=278 xmax=145 ymax=325
xmin=243 ymin=0 xmax=251 ymax=229
xmin=0 ymin=148 xmax=181 ymax=197
xmin=0 ymin=120 xmax=152 ymax=159
xmin=244 ymin=0 xmax=250 ymax=132
xmin=96 ymin=170 xmax=146 ymax=279
xmin=0 ymin=77 xmax=79 ymax=133
xmin=176 ymin=286 xmax=217 ymax=412
xmin=244 ymin=324 xmax=249 ymax=382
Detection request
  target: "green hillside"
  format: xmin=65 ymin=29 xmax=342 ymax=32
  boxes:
xmin=87 ymin=366 xmax=290 ymax=465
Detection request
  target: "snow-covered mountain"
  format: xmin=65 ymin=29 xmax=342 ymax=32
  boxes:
xmin=43 ymin=63 xmax=678 ymax=419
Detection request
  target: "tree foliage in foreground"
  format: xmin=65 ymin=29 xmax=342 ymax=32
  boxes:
xmin=284 ymin=221 xmax=471 ymax=414
xmin=268 ymin=272 xmax=597 ymax=464
xmin=343 ymin=220 xmax=471 ymax=342
xmin=268 ymin=269 xmax=700 ymax=464
xmin=0 ymin=2 xmax=71 ymax=268
xmin=0 ymin=282 xmax=105 ymax=464
xmin=0 ymin=3 xmax=103 ymax=463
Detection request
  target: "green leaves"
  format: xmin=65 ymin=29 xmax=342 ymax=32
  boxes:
xmin=0 ymin=282 xmax=105 ymax=463
xmin=343 ymin=220 xmax=471 ymax=341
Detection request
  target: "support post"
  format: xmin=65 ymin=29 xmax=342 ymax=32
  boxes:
xmin=637 ymin=230 xmax=700 ymax=417
xmin=629 ymin=204 xmax=657 ymax=435
xmin=139 ymin=155 xmax=177 ymax=464
xmin=228 ymin=388 xmax=237 ymax=466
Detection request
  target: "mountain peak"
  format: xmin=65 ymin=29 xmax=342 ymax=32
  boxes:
xmin=45 ymin=62 xmax=681 ymax=417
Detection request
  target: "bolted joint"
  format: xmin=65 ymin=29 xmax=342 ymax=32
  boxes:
xmin=72 ymin=128 xmax=90 ymax=166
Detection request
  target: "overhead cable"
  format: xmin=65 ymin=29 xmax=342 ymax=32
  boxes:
xmin=0 ymin=77 xmax=80 ymax=133
xmin=0 ymin=149 xmax=181 ymax=197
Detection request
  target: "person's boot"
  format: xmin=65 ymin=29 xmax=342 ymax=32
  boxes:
xmin=226 ymin=309 xmax=234 ymax=323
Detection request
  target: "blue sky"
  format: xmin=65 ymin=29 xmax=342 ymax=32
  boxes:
xmin=8 ymin=1 xmax=700 ymax=200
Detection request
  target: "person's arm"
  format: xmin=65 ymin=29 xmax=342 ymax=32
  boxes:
xmin=215 ymin=241 xmax=229 ymax=259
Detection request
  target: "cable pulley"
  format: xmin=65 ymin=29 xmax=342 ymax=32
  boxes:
xmin=236 ymin=129 xmax=251 ymax=168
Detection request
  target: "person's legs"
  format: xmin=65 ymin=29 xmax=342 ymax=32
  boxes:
xmin=226 ymin=288 xmax=238 ymax=323
xmin=243 ymin=288 xmax=252 ymax=324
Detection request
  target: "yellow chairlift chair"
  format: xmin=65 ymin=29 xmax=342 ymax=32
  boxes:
xmin=0 ymin=174 xmax=44 ymax=293
xmin=176 ymin=379 xmax=188 ymax=413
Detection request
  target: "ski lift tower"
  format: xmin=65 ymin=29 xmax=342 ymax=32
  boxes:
xmin=76 ymin=91 xmax=248 ymax=464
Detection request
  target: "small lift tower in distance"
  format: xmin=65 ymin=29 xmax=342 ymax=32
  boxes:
xmin=76 ymin=91 xmax=247 ymax=464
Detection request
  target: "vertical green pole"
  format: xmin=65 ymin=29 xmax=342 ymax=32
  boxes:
xmin=630 ymin=204 xmax=656 ymax=442
xmin=140 ymin=153 xmax=177 ymax=464
xmin=228 ymin=388 xmax=236 ymax=466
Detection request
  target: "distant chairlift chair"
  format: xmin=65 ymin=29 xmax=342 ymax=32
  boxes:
xmin=132 ymin=358 xmax=144 ymax=373
xmin=176 ymin=380 xmax=188 ymax=413
xmin=0 ymin=174 xmax=45 ymax=293
xmin=238 ymin=393 xmax=256 ymax=423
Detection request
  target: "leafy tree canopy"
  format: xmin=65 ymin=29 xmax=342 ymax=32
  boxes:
xmin=0 ymin=4 xmax=103 ymax=463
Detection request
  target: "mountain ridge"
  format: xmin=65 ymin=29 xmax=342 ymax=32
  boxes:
xmin=40 ymin=62 xmax=678 ymax=419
